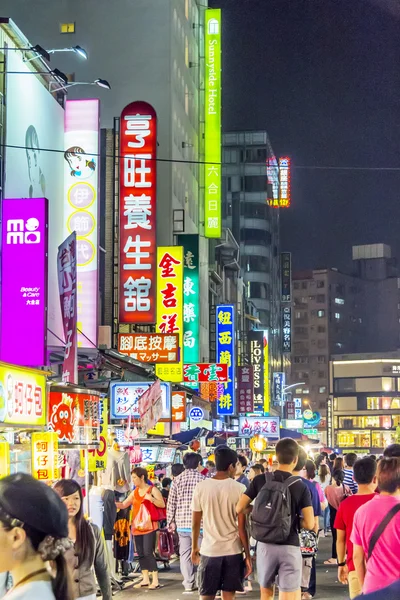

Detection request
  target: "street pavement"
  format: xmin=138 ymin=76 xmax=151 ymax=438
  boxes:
xmin=116 ymin=536 xmax=349 ymax=599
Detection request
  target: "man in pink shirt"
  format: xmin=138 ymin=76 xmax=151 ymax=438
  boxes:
xmin=351 ymin=457 xmax=400 ymax=595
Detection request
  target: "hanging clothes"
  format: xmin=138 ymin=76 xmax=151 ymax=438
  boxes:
xmin=114 ymin=506 xmax=131 ymax=561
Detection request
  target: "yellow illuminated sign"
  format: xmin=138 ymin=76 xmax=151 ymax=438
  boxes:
xmin=0 ymin=442 xmax=10 ymax=478
xmin=156 ymin=247 xmax=184 ymax=382
xmin=32 ymin=432 xmax=59 ymax=482
xmin=0 ymin=362 xmax=47 ymax=426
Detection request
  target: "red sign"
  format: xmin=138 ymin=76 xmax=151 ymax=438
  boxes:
xmin=199 ymin=382 xmax=224 ymax=403
xmin=57 ymin=233 xmax=77 ymax=384
xmin=119 ymin=101 xmax=157 ymax=324
xmin=48 ymin=389 xmax=100 ymax=444
xmin=286 ymin=401 xmax=295 ymax=420
xmin=183 ymin=363 xmax=228 ymax=383
xmin=118 ymin=333 xmax=179 ymax=363
xmin=238 ymin=366 xmax=254 ymax=414
xmin=171 ymin=391 xmax=186 ymax=422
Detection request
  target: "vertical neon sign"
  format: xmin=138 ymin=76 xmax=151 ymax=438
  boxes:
xmin=216 ymin=304 xmax=235 ymax=415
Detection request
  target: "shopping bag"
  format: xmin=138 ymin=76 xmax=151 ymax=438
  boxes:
xmin=134 ymin=503 xmax=154 ymax=533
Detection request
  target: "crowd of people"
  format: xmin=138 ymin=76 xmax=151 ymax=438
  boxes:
xmin=0 ymin=442 xmax=399 ymax=600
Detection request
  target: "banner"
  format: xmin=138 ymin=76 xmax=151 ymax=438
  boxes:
xmin=216 ymin=305 xmax=235 ymax=415
xmin=273 ymin=372 xmax=285 ymax=406
xmin=138 ymin=380 xmax=163 ymax=433
xmin=57 ymin=232 xmax=77 ymax=383
xmin=238 ymin=366 xmax=254 ymax=414
xmin=248 ymin=330 xmax=264 ymax=413
xmin=82 ymin=398 xmax=108 ymax=471
xmin=177 ymin=235 xmax=200 ymax=362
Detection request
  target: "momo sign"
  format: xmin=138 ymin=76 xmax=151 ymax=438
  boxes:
xmin=0 ymin=198 xmax=48 ymax=367
xmin=119 ymin=101 xmax=157 ymax=324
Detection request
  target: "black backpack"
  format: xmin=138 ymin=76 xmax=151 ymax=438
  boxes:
xmin=251 ymin=473 xmax=300 ymax=544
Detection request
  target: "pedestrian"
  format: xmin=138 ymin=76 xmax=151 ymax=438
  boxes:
xmin=360 ymin=579 xmax=400 ymax=600
xmin=166 ymin=452 xmax=205 ymax=593
xmin=384 ymin=444 xmax=400 ymax=458
xmin=333 ymin=456 xmax=344 ymax=471
xmin=335 ymin=457 xmax=378 ymax=599
xmin=204 ymin=460 xmax=216 ymax=477
xmin=351 ymin=457 xmax=400 ymax=595
xmin=305 ymin=460 xmax=327 ymax=510
xmin=115 ymin=467 xmax=165 ymax=590
xmin=315 ymin=463 xmax=331 ymax=534
xmin=161 ymin=478 xmax=172 ymax=503
xmin=237 ymin=438 xmax=314 ymax=600
xmin=249 ymin=463 xmax=265 ymax=482
xmin=236 ymin=455 xmax=250 ymax=488
xmin=192 ymin=446 xmax=252 ymax=600
xmin=0 ymin=473 xmax=73 ymax=600
xmin=172 ymin=464 xmax=185 ymax=479
xmin=324 ymin=470 xmax=352 ymax=565
xmin=343 ymin=453 xmax=359 ymax=494
xmin=54 ymin=479 xmax=112 ymax=600
xmin=328 ymin=453 xmax=337 ymax=473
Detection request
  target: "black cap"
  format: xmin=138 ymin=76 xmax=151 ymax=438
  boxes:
xmin=0 ymin=473 xmax=68 ymax=538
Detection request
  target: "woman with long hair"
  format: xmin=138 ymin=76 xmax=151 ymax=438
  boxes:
xmin=333 ymin=457 xmax=344 ymax=471
xmin=0 ymin=473 xmax=73 ymax=600
xmin=324 ymin=470 xmax=352 ymax=565
xmin=315 ymin=463 xmax=331 ymax=534
xmin=53 ymin=479 xmax=111 ymax=600
xmin=116 ymin=467 xmax=165 ymax=590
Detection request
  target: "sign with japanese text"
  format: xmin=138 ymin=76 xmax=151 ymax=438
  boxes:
xmin=0 ymin=198 xmax=48 ymax=367
xmin=204 ymin=9 xmax=222 ymax=238
xmin=0 ymin=363 xmax=47 ymax=426
xmin=110 ymin=381 xmax=171 ymax=420
xmin=278 ymin=157 xmax=291 ymax=208
xmin=238 ymin=366 xmax=254 ymax=414
xmin=138 ymin=380 xmax=162 ymax=434
xmin=57 ymin=232 xmax=77 ymax=383
xmin=248 ymin=330 xmax=264 ymax=414
xmin=238 ymin=416 xmax=280 ymax=439
xmin=216 ymin=305 xmax=235 ymax=415
xmin=156 ymin=247 xmax=184 ymax=382
xmin=48 ymin=388 xmax=100 ymax=444
xmin=183 ymin=363 xmax=228 ymax=383
xmin=177 ymin=235 xmax=200 ymax=362
xmin=263 ymin=330 xmax=270 ymax=414
xmin=281 ymin=252 xmax=292 ymax=303
xmin=119 ymin=101 xmax=157 ymax=324
xmin=81 ymin=397 xmax=108 ymax=472
xmin=0 ymin=442 xmax=10 ymax=478
xmin=64 ymin=99 xmax=99 ymax=348
xmin=118 ymin=333 xmax=179 ymax=363
xmin=32 ymin=432 xmax=59 ymax=481
xmin=273 ymin=372 xmax=285 ymax=406
xmin=282 ymin=306 xmax=292 ymax=353
xmin=171 ymin=391 xmax=186 ymax=422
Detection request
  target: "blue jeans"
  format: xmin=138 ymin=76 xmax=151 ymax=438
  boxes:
xmin=324 ymin=505 xmax=330 ymax=531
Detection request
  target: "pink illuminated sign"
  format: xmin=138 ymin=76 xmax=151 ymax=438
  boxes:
xmin=0 ymin=198 xmax=48 ymax=366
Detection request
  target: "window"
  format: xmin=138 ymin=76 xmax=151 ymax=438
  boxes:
xmin=242 ymin=255 xmax=270 ymax=272
xmin=302 ymin=282 xmax=308 ymax=289
xmin=335 ymin=298 xmax=345 ymax=305
xmin=318 ymin=371 xmax=326 ymax=379
xmin=317 ymin=310 xmax=325 ymax=318
xmin=241 ymin=202 xmax=269 ymax=219
xmin=224 ymin=150 xmax=238 ymax=164
xmin=185 ymin=37 xmax=189 ymax=66
xmin=294 ymin=326 xmax=308 ymax=335
xmin=335 ymin=378 xmax=356 ymax=393
xmin=295 ymin=311 xmax=302 ymax=320
xmin=336 ymin=284 xmax=345 ymax=295
xmin=316 ymin=294 xmax=325 ymax=303
xmin=317 ymin=325 xmax=326 ymax=333
xmin=319 ymin=386 xmax=327 ymax=394
xmin=335 ymin=312 xmax=341 ymax=320
xmin=244 ymin=176 xmax=268 ymax=192
xmin=60 ymin=23 xmax=75 ymax=33
xmin=248 ymin=281 xmax=270 ymax=299
xmin=294 ymin=282 xmax=300 ymax=290
xmin=294 ymin=356 xmax=309 ymax=364
xmin=317 ymin=280 xmax=325 ymax=288
xmin=300 ymin=296 xmax=308 ymax=304
xmin=242 ymin=228 xmax=271 ymax=247
xmin=317 ymin=355 xmax=326 ymax=363
xmin=317 ymin=339 xmax=326 ymax=348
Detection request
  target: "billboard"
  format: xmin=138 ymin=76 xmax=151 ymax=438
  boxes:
xmin=48 ymin=389 xmax=100 ymax=444
xmin=273 ymin=372 xmax=285 ymax=406
xmin=216 ymin=305 xmax=235 ymax=415
xmin=183 ymin=363 xmax=228 ymax=383
xmin=278 ymin=157 xmax=291 ymax=208
xmin=110 ymin=381 xmax=171 ymax=420
xmin=263 ymin=330 xmax=270 ymax=414
xmin=0 ymin=198 xmax=48 ymax=367
xmin=177 ymin=235 xmax=200 ymax=363
xmin=204 ymin=9 xmax=222 ymax=238
xmin=281 ymin=252 xmax=292 ymax=303
xmin=5 ymin=47 xmax=65 ymax=346
xmin=282 ymin=306 xmax=292 ymax=353
xmin=237 ymin=366 xmax=254 ymax=414
xmin=238 ymin=416 xmax=280 ymax=439
xmin=248 ymin=330 xmax=264 ymax=414
xmin=0 ymin=362 xmax=47 ymax=426
xmin=155 ymin=247 xmax=184 ymax=382
xmin=64 ymin=99 xmax=99 ymax=348
xmin=118 ymin=333 xmax=179 ymax=363
xmin=119 ymin=101 xmax=157 ymax=324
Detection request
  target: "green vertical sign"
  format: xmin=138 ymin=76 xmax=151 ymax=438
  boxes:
xmin=204 ymin=9 xmax=222 ymax=239
xmin=178 ymin=235 xmax=200 ymax=363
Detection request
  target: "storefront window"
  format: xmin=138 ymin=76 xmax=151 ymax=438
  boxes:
xmin=371 ymin=431 xmax=395 ymax=449
xmin=336 ymin=431 xmax=370 ymax=448
xmin=393 ymin=415 xmax=400 ymax=428
xmin=367 ymin=397 xmax=400 ymax=410
xmin=338 ymin=415 xmax=392 ymax=429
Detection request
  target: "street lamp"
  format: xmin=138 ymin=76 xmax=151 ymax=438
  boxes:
xmin=281 ymin=382 xmax=306 ymax=419
xmin=48 ymin=46 xmax=88 ymax=60
xmin=0 ymin=45 xmax=88 ymax=62
xmin=51 ymin=78 xmax=111 ymax=93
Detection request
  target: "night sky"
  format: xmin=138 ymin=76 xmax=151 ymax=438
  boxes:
xmin=210 ymin=0 xmax=400 ymax=272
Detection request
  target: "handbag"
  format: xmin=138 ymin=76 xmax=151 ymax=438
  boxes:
xmin=134 ymin=502 xmax=154 ymax=533
xmin=299 ymin=529 xmax=318 ymax=557
xmin=368 ymin=504 xmax=400 ymax=560
xmin=144 ymin=487 xmax=167 ymax=522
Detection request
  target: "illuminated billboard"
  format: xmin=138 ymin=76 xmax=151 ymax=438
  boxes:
xmin=268 ymin=157 xmax=291 ymax=208
xmin=5 ymin=45 xmax=65 ymax=346
xmin=282 ymin=306 xmax=292 ymax=353
xmin=177 ymin=234 xmax=200 ymax=363
xmin=119 ymin=101 xmax=157 ymax=324
xmin=248 ymin=330 xmax=264 ymax=414
xmin=64 ymin=99 xmax=99 ymax=348
xmin=0 ymin=198 xmax=48 ymax=367
xmin=118 ymin=333 xmax=179 ymax=363
xmin=281 ymin=252 xmax=292 ymax=302
xmin=263 ymin=330 xmax=270 ymax=414
xmin=204 ymin=9 xmax=222 ymax=238
xmin=216 ymin=305 xmax=235 ymax=415
xmin=155 ymin=247 xmax=184 ymax=382
xmin=110 ymin=381 xmax=171 ymax=420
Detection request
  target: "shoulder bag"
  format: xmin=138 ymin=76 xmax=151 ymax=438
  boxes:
xmin=368 ymin=503 xmax=400 ymax=560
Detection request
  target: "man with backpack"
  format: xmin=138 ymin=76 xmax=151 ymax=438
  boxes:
xmin=237 ymin=438 xmax=314 ymax=600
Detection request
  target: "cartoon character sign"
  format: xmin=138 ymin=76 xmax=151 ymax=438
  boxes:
xmin=49 ymin=393 xmax=76 ymax=443
xmin=64 ymin=146 xmax=96 ymax=180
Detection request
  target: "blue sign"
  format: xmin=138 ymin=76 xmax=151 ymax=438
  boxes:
xmin=110 ymin=381 xmax=171 ymax=420
xmin=189 ymin=406 xmax=204 ymax=422
xmin=216 ymin=304 xmax=235 ymax=415
xmin=303 ymin=411 xmax=322 ymax=428
xmin=273 ymin=372 xmax=285 ymax=406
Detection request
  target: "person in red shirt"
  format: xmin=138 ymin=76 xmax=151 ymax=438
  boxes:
xmin=334 ymin=457 xmax=377 ymax=599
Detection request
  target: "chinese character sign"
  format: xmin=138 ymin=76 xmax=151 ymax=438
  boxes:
xmin=282 ymin=306 xmax=292 ymax=353
xmin=281 ymin=252 xmax=292 ymax=303
xmin=238 ymin=366 xmax=254 ymax=414
xmin=204 ymin=9 xmax=222 ymax=238
xmin=263 ymin=330 xmax=270 ymax=414
xmin=0 ymin=198 xmax=48 ymax=367
xmin=32 ymin=432 xmax=59 ymax=481
xmin=177 ymin=235 xmax=200 ymax=363
xmin=216 ymin=305 xmax=235 ymax=415
xmin=248 ymin=330 xmax=264 ymax=414
xmin=278 ymin=157 xmax=291 ymax=208
xmin=57 ymin=232 xmax=77 ymax=384
xmin=48 ymin=390 xmax=100 ymax=445
xmin=286 ymin=401 xmax=295 ymax=420
xmin=118 ymin=333 xmax=179 ymax=363
xmin=119 ymin=101 xmax=157 ymax=324
xmin=64 ymin=99 xmax=99 ymax=348
xmin=156 ymin=247 xmax=184 ymax=382
xmin=0 ymin=362 xmax=46 ymax=426
xmin=110 ymin=381 xmax=171 ymax=420
xmin=81 ymin=397 xmax=108 ymax=472
xmin=183 ymin=363 xmax=228 ymax=383
xmin=273 ymin=372 xmax=285 ymax=406
xmin=171 ymin=391 xmax=186 ymax=423
xmin=238 ymin=416 xmax=280 ymax=439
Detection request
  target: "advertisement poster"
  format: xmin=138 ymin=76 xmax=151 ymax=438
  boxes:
xmin=48 ymin=389 xmax=100 ymax=444
xmin=57 ymin=232 xmax=77 ymax=383
xmin=248 ymin=330 xmax=264 ymax=413
xmin=81 ymin=398 xmax=108 ymax=472
xmin=110 ymin=382 xmax=171 ymax=421
xmin=0 ymin=362 xmax=46 ymax=426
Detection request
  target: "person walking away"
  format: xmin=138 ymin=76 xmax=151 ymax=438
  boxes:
xmin=343 ymin=453 xmax=359 ymax=494
xmin=328 ymin=453 xmax=337 ymax=473
xmin=333 ymin=457 xmax=344 ymax=472
xmin=172 ymin=464 xmax=185 ymax=479
xmin=315 ymin=464 xmax=331 ymax=535
xmin=0 ymin=473 xmax=73 ymax=600
xmin=360 ymin=579 xmax=400 ymax=600
xmin=237 ymin=438 xmax=314 ymax=600
xmin=384 ymin=444 xmax=400 ymax=458
xmin=54 ymin=479 xmax=112 ymax=600
xmin=115 ymin=467 xmax=165 ymax=590
xmin=161 ymin=478 xmax=172 ymax=503
xmin=192 ymin=446 xmax=252 ymax=600
xmin=334 ymin=457 xmax=377 ymax=599
xmin=351 ymin=457 xmax=400 ymax=595
xmin=324 ymin=470 xmax=352 ymax=565
xmin=167 ymin=452 xmax=205 ymax=593
xmin=236 ymin=456 xmax=250 ymax=488
xmin=249 ymin=464 xmax=265 ymax=482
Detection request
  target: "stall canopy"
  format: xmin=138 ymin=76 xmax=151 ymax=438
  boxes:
xmin=172 ymin=428 xmax=226 ymax=447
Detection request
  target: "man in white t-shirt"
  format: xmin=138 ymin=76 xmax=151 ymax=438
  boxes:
xmin=191 ymin=446 xmax=252 ymax=600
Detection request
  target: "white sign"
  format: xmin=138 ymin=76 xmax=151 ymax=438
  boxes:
xmin=110 ymin=381 xmax=171 ymax=419
xmin=238 ymin=416 xmax=280 ymax=438
xmin=189 ymin=407 xmax=204 ymax=422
